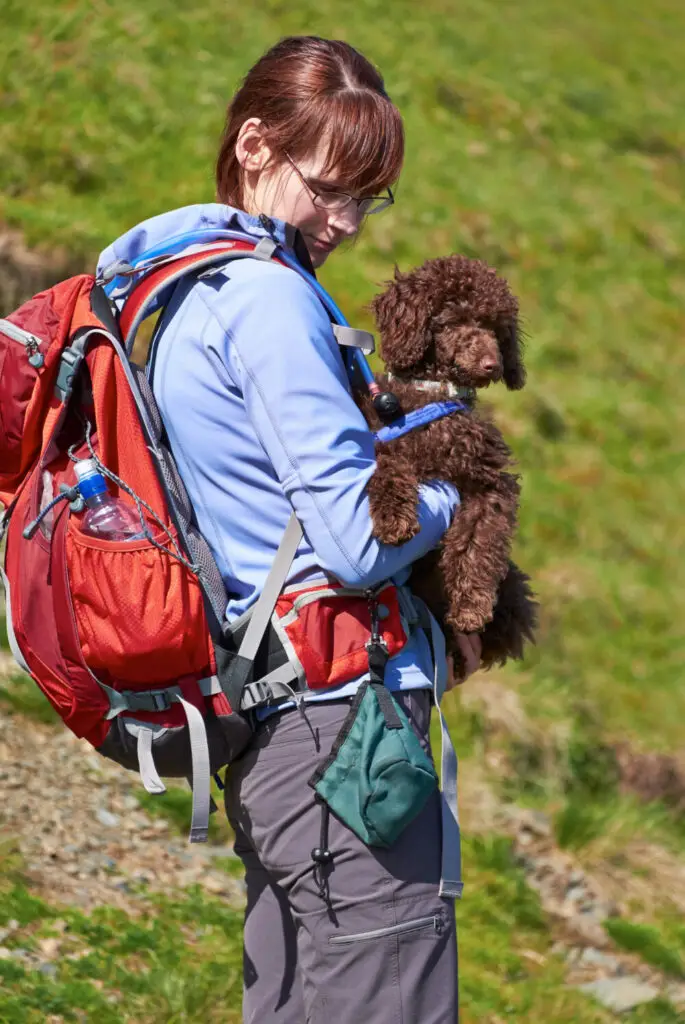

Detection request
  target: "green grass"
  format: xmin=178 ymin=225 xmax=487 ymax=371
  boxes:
xmin=1 ymin=0 xmax=685 ymax=1019
xmin=0 ymin=882 xmax=245 ymax=1023
xmin=630 ymin=1001 xmax=685 ymax=1024
xmin=604 ymin=919 xmax=685 ymax=979
xmin=0 ymin=672 xmax=60 ymax=725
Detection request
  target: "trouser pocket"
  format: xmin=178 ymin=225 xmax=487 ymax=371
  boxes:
xmin=303 ymin=899 xmax=458 ymax=1024
xmin=328 ymin=913 xmax=444 ymax=945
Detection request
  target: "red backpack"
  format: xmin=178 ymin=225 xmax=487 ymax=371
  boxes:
xmin=0 ymin=237 xmax=408 ymax=841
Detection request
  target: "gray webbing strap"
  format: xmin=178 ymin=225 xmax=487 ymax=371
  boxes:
xmin=332 ymin=324 xmax=375 ymax=355
xmin=175 ymin=693 xmax=212 ymax=844
xmin=237 ymin=512 xmax=303 ymax=663
xmin=414 ymin=598 xmax=464 ymax=900
xmin=224 ymin=511 xmax=303 ymax=712
xmin=198 ymin=675 xmax=221 ymax=696
xmin=253 ymin=237 xmax=278 ymax=260
xmin=137 ymin=728 xmax=167 ymax=795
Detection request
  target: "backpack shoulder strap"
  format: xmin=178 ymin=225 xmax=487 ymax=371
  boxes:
xmin=119 ymin=239 xmax=269 ymax=357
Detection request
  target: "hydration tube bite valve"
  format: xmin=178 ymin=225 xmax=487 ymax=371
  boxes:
xmin=350 ymin=347 xmax=402 ymax=423
xmin=371 ymin=384 xmax=402 ymax=422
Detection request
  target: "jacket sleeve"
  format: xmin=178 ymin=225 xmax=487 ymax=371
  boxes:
xmin=208 ymin=262 xmax=459 ymax=587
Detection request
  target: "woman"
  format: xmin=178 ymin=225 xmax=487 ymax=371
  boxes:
xmin=99 ymin=35 xmax=480 ymax=1023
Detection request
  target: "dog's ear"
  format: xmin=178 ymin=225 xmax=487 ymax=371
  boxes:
xmin=369 ymin=267 xmax=435 ymax=372
xmin=500 ymin=319 xmax=526 ymax=390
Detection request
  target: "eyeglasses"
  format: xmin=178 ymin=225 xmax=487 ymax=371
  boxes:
xmin=284 ymin=153 xmax=394 ymax=216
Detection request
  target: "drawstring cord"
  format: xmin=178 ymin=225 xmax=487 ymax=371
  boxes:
xmin=22 ymin=485 xmax=81 ymax=539
xmin=311 ymin=797 xmax=333 ymax=901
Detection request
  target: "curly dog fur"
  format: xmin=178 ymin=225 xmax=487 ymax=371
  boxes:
xmin=358 ymin=255 xmax=537 ymax=678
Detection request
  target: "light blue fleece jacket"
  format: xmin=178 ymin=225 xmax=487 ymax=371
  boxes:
xmin=97 ymin=204 xmax=459 ymax=698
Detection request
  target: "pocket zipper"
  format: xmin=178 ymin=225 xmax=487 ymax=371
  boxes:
xmin=329 ymin=914 xmax=441 ymax=945
xmin=0 ymin=317 xmax=45 ymax=368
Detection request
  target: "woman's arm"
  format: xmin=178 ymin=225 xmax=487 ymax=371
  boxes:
xmin=206 ymin=260 xmax=459 ymax=587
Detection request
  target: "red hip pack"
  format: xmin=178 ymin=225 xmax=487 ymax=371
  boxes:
xmin=273 ymin=580 xmax=408 ymax=691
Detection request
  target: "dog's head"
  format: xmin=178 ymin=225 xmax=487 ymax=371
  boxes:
xmin=370 ymin=255 xmax=525 ymax=390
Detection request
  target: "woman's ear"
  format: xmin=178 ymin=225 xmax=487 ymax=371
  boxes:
xmin=235 ymin=117 xmax=273 ymax=172
xmin=500 ymin=320 xmax=526 ymax=390
xmin=370 ymin=268 xmax=435 ymax=373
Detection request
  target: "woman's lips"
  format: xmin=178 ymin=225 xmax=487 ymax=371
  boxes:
xmin=308 ymin=235 xmax=337 ymax=252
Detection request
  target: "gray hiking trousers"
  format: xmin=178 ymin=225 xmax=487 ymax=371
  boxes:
xmin=224 ymin=690 xmax=459 ymax=1023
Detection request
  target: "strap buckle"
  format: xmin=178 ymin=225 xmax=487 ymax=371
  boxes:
xmin=149 ymin=690 xmax=173 ymax=712
xmin=54 ymin=346 xmax=84 ymax=403
xmin=241 ymin=679 xmax=275 ymax=710
xmin=122 ymin=687 xmax=178 ymax=713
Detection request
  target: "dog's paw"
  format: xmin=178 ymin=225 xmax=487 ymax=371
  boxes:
xmin=448 ymin=606 xmax=490 ymax=634
xmin=370 ymin=505 xmax=421 ymax=545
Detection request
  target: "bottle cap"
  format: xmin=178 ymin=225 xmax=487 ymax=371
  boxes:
xmin=74 ymin=459 xmax=108 ymax=499
xmin=74 ymin=458 xmax=99 ymax=481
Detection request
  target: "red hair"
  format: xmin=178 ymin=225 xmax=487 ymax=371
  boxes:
xmin=216 ymin=36 xmax=404 ymax=208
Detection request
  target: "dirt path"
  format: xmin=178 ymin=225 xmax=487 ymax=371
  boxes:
xmin=0 ymin=688 xmax=243 ymax=914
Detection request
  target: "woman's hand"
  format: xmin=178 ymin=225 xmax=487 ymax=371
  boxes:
xmin=446 ymin=633 xmax=482 ymax=691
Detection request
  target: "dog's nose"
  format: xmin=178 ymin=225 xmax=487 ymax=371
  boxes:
xmin=480 ymin=357 xmax=500 ymax=375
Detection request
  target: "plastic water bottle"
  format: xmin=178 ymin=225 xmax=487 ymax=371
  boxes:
xmin=74 ymin=459 xmax=146 ymax=541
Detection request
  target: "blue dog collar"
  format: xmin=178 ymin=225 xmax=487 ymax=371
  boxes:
xmin=374 ymin=400 xmax=470 ymax=443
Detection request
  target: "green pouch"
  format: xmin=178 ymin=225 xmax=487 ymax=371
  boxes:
xmin=308 ymin=677 xmax=439 ymax=848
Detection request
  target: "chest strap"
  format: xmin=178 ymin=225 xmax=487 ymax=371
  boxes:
xmin=374 ymin=400 xmax=470 ymax=444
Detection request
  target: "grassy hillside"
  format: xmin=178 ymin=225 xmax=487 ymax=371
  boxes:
xmin=1 ymin=1 xmax=684 ymax=1020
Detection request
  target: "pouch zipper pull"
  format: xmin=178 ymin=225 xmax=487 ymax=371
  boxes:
xmin=0 ymin=317 xmax=45 ymax=368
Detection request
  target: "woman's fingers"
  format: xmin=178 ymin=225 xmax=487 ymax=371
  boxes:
xmin=445 ymin=633 xmax=482 ymax=691
xmin=460 ymin=632 xmax=482 ymax=677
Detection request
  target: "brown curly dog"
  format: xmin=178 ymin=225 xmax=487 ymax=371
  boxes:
xmin=357 ymin=255 xmax=537 ymax=678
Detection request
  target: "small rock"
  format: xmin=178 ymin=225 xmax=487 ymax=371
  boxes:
xmin=564 ymin=883 xmax=586 ymax=904
xmin=578 ymin=977 xmax=659 ymax=1013
xmin=95 ymin=808 xmax=119 ymax=828
xmin=38 ymin=962 xmax=58 ymax=978
xmin=578 ymin=947 xmax=619 ymax=971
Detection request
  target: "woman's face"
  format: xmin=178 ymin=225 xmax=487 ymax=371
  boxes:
xmin=236 ymin=120 xmax=366 ymax=268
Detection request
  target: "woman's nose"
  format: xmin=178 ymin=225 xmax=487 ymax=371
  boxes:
xmin=328 ymin=204 xmax=364 ymax=235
